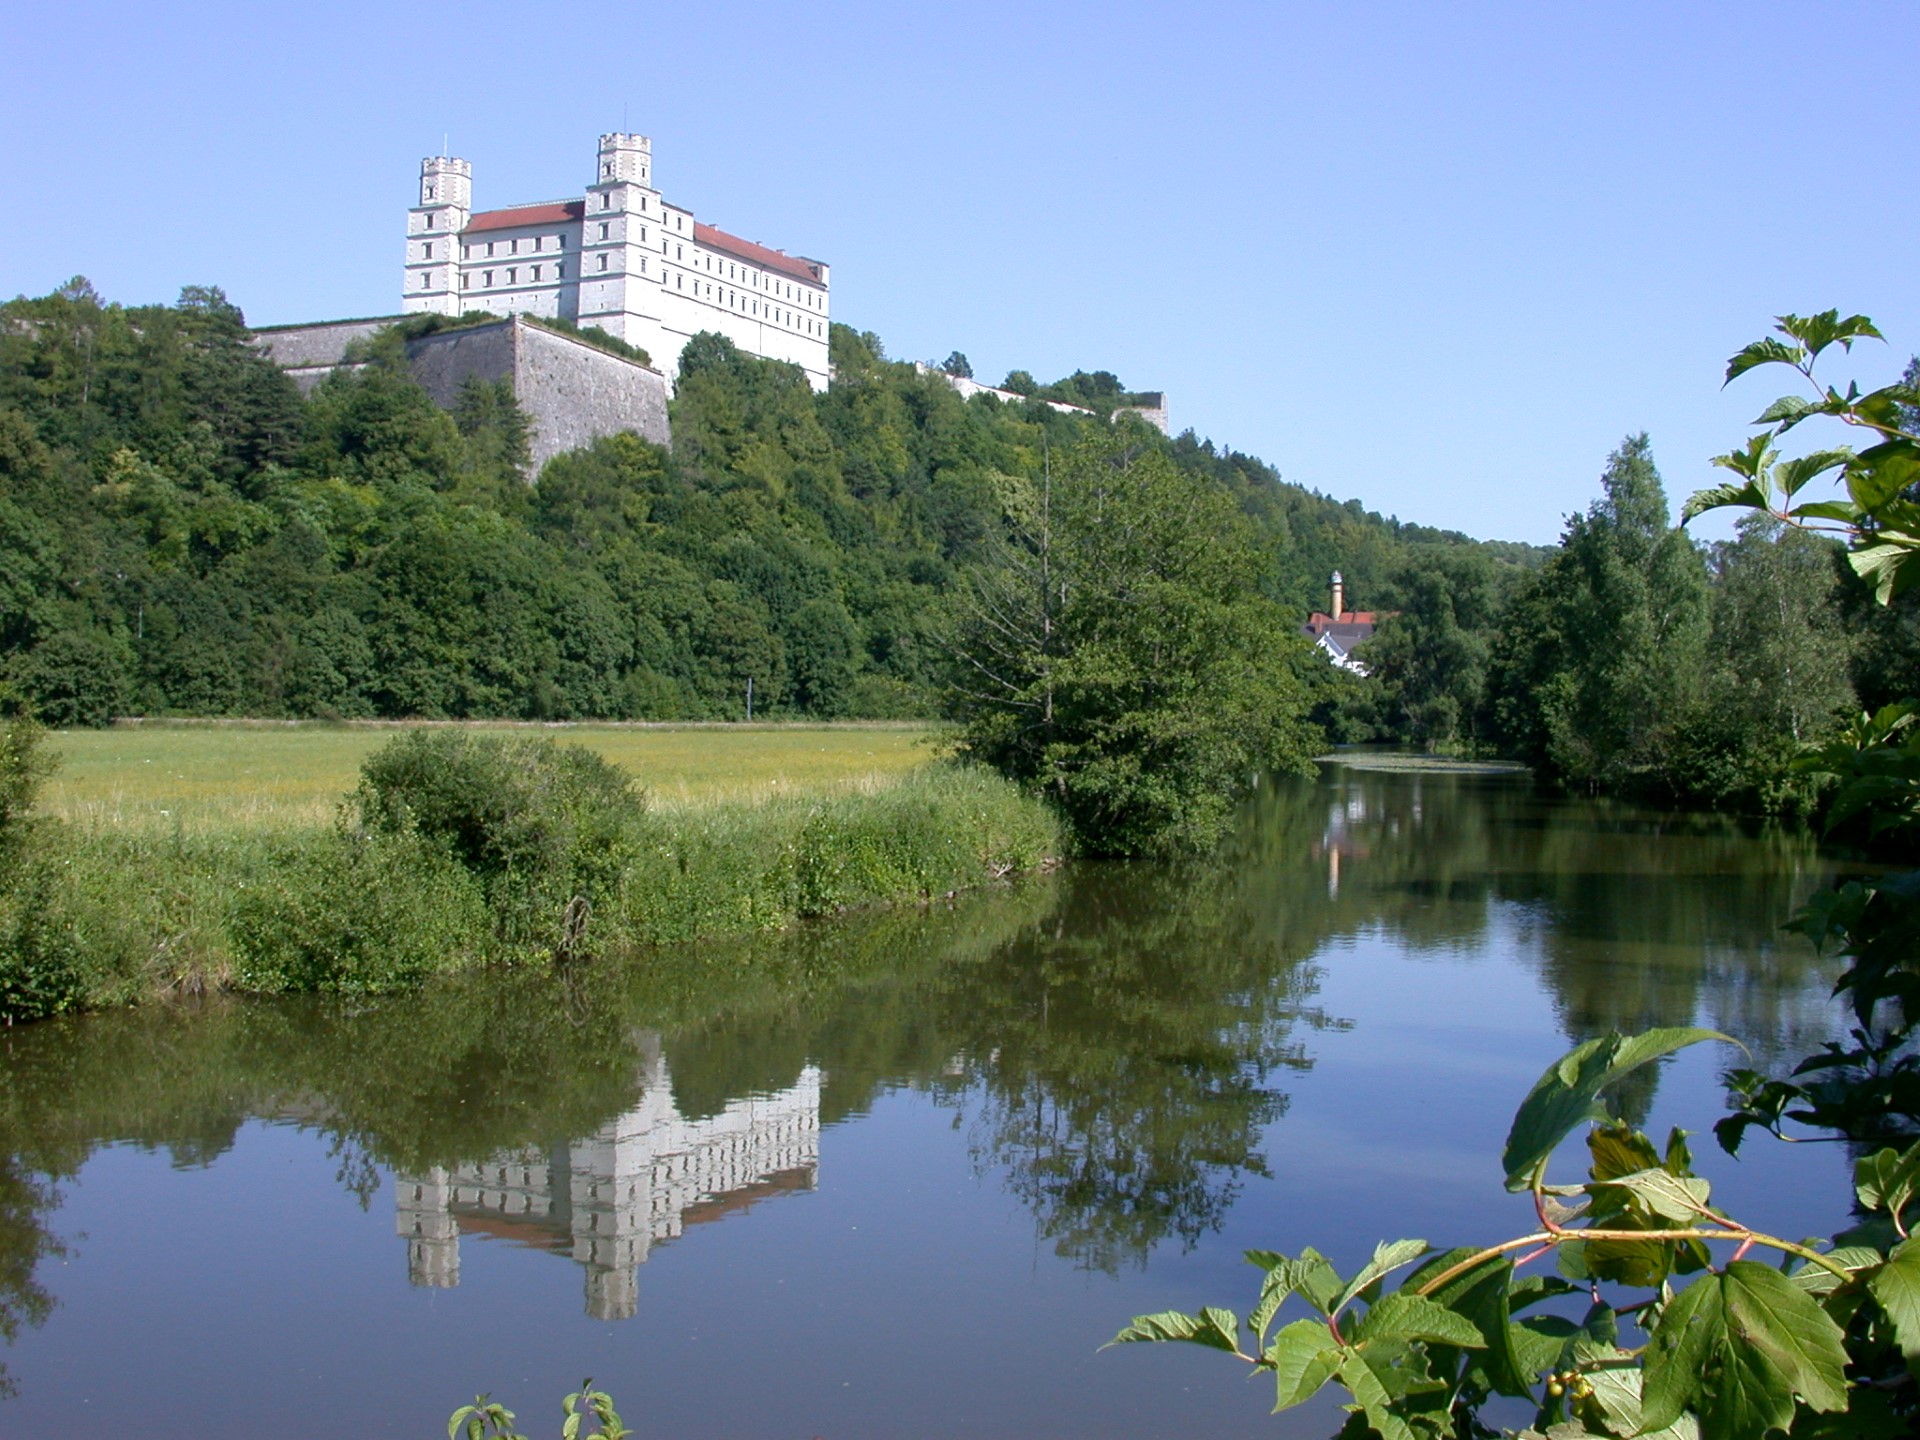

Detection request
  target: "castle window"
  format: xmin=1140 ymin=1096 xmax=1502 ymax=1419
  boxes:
xmin=557 ymin=234 xmax=567 ymax=248
xmin=531 ymin=236 xmax=541 ymax=251
xmin=461 ymin=275 xmax=470 ymax=290
xmin=598 ymin=222 xmax=609 ymax=240
xmin=556 ymin=262 xmax=565 ymax=279
xmin=426 ymin=185 xmax=435 ymax=200
xmin=676 ymin=275 xmax=682 ymax=289
xmin=601 ymin=193 xmax=610 ymax=209
xmin=639 ymin=226 xmax=646 ymax=242
xmin=532 ymin=265 xmax=541 ymax=281
xmin=676 ymin=245 xmax=682 ymax=260
xmin=425 ymin=214 xmax=435 ymax=228
xmin=508 ymin=268 xmax=516 ymax=284
xmin=510 ymin=239 xmax=518 ymax=254
xmin=420 ymin=272 xmax=432 ymax=288
xmin=484 ymin=270 xmax=494 ymax=286
xmin=463 ymin=245 xmax=472 ymax=259
xmin=423 ymin=241 xmax=433 ymax=258
xmin=597 ymin=254 xmax=608 ymax=272
xmin=487 ymin=241 xmax=496 ymax=257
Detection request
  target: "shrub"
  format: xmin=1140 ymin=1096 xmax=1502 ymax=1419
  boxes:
xmin=229 ymin=829 xmax=489 ymax=994
xmin=352 ymin=730 xmax=647 ymax=952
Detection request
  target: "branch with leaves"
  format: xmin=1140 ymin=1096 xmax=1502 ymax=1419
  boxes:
xmin=1683 ymin=310 xmax=1920 ymax=603
xmin=1112 ymin=1028 xmax=1920 ymax=1439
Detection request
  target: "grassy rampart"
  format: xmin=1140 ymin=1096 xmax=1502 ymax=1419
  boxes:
xmin=1 ymin=725 xmax=1062 ymax=1021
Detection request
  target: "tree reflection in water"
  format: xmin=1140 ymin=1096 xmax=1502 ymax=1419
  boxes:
xmin=0 ymin=763 xmax=1855 ymax=1388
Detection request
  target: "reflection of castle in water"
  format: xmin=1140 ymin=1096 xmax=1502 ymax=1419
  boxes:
xmin=395 ymin=1042 xmax=820 ymax=1320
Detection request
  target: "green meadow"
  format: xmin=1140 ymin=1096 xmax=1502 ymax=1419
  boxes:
xmin=42 ymin=721 xmax=938 ymax=834
xmin=5 ymin=721 xmax=1063 ymax=1019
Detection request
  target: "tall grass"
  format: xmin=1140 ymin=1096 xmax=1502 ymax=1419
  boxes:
xmin=2 ymin=736 xmax=1061 ymax=1021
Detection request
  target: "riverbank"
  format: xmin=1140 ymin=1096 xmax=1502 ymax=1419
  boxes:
xmin=0 ymin=726 xmax=1062 ymax=1023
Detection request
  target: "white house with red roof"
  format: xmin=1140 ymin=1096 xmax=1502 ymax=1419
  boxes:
xmin=404 ymin=134 xmax=830 ymax=390
xmin=1302 ymin=570 xmax=1382 ymax=675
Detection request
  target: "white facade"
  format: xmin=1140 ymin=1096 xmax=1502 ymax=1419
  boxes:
xmin=405 ymin=134 xmax=831 ymax=390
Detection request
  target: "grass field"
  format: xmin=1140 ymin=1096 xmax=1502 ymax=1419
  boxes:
xmin=41 ymin=721 xmax=941 ymax=833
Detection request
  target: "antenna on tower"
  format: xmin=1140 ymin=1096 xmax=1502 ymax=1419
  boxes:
xmin=442 ymin=132 xmax=449 ymax=157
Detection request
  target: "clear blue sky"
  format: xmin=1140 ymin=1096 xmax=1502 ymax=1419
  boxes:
xmin=3 ymin=0 xmax=1913 ymax=546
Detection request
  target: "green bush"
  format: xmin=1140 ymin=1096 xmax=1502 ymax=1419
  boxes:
xmin=0 ymin=856 xmax=87 ymax=1022
xmin=352 ymin=730 xmax=647 ymax=952
xmin=229 ymin=829 xmax=489 ymax=994
xmin=789 ymin=765 xmax=1060 ymax=915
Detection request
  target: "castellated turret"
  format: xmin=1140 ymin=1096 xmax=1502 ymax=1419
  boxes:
xmin=404 ymin=156 xmax=473 ymax=317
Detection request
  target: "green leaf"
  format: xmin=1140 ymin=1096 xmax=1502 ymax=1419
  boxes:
xmin=1407 ymin=1250 xmax=1532 ymax=1396
xmin=1712 ymin=431 xmax=1776 ymax=480
xmin=1502 ymin=1029 xmax=1731 ymax=1192
xmin=1107 ymin=1306 xmax=1241 ymax=1353
xmin=1681 ymin=477 xmax=1769 ymax=523
xmin=1587 ymin=1122 xmax=1661 ymax=1180
xmin=1726 ymin=336 xmax=1805 ymax=384
xmin=1854 ymin=1138 xmax=1920 ymax=1222
xmin=1776 ymin=309 xmax=1883 ymax=360
xmin=1350 ymin=1291 xmax=1485 ymax=1348
xmin=1849 ymin=541 xmax=1920 ymax=605
xmin=1262 ymin=1318 xmax=1339 ymax=1411
xmin=1867 ymin=1236 xmax=1920 ymax=1377
xmin=1509 ymin=1313 xmax=1577 ymax=1377
xmin=1254 ymin=1247 xmax=1342 ymax=1316
xmin=1790 ymin=1245 xmax=1881 ymax=1297
xmin=1753 ymin=394 xmax=1820 ymax=425
xmin=1845 ymin=444 xmax=1920 ymax=514
xmin=1578 ymin=1353 xmax=1652 ymax=1436
xmin=1642 ymin=1263 xmax=1848 ymax=1436
xmin=1336 ymin=1351 xmax=1420 ymax=1440
xmin=1773 ymin=448 xmax=1852 ymax=499
xmin=1334 ymin=1239 xmax=1428 ymax=1313
xmin=1786 ymin=499 xmax=1863 ymax=525
xmin=1599 ymin=1166 xmax=1713 ymax=1222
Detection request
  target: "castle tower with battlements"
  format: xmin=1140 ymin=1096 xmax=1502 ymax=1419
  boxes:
xmin=403 ymin=134 xmax=830 ymax=391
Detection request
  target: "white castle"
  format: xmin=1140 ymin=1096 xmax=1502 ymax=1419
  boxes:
xmin=404 ymin=133 xmax=831 ymax=390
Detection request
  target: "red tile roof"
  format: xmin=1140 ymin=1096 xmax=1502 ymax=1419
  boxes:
xmin=694 ymin=222 xmax=824 ymax=287
xmin=459 ymin=201 xmax=824 ymax=288
xmin=1305 ymin=611 xmax=1380 ymax=636
xmin=464 ymin=201 xmax=585 ymax=234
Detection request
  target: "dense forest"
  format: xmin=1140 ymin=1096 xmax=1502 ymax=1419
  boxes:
xmin=4 ymin=278 xmax=1908 ymax=819
xmin=0 ymin=278 xmax=1532 ymax=729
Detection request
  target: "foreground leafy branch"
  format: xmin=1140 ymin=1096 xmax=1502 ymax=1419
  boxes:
xmin=1112 ymin=1028 xmax=1920 ymax=1438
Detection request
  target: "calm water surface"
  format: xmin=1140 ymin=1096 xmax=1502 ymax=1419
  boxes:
xmin=0 ymin=763 xmax=1863 ymax=1437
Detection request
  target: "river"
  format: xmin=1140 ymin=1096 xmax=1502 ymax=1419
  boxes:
xmin=0 ymin=759 xmax=1862 ymax=1437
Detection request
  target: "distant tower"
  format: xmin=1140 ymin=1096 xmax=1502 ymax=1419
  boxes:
xmin=1330 ymin=570 xmax=1346 ymax=619
xmin=576 ymin=134 xmax=664 ymax=353
xmin=404 ymin=154 xmax=472 ymax=316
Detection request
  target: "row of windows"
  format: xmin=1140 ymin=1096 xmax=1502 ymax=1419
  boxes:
xmin=665 ymin=274 xmax=822 ymax=333
xmin=427 ymin=235 xmax=818 ymax=304
xmin=416 ymin=264 xmax=826 ymax=338
xmin=461 ymin=234 xmax=568 ymax=260
xmin=436 ymin=262 xmax=569 ymax=290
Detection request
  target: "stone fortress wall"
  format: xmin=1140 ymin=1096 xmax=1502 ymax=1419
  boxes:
xmin=251 ymin=314 xmax=671 ymax=472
